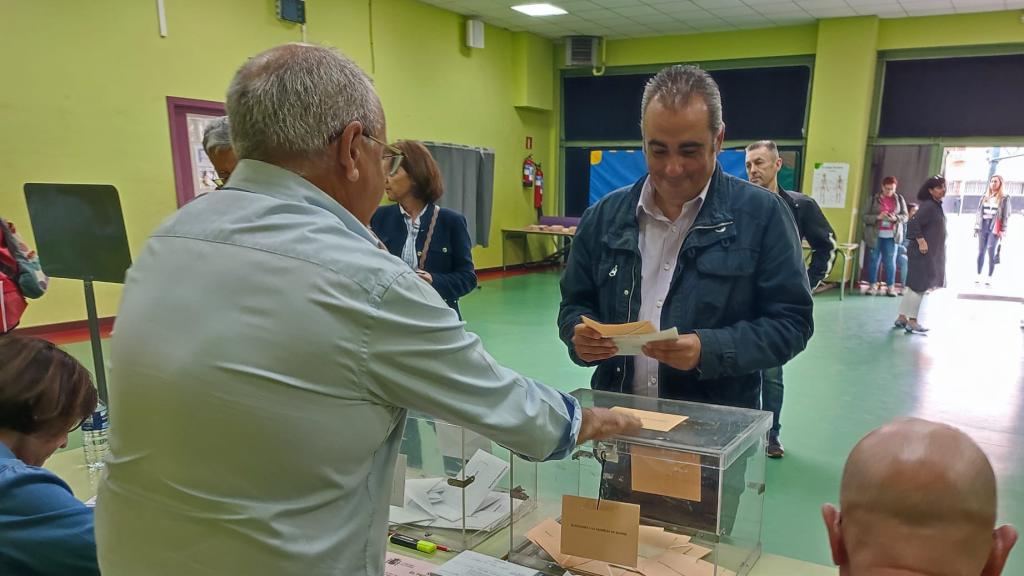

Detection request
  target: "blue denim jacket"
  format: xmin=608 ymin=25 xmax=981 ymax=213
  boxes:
xmin=558 ymin=165 xmax=814 ymax=408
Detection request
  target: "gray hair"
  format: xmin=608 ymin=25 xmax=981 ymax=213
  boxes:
xmin=745 ymin=140 xmax=779 ymax=157
xmin=641 ymin=65 xmax=723 ymax=137
xmin=202 ymin=116 xmax=232 ymax=154
xmin=226 ymin=43 xmax=383 ymax=161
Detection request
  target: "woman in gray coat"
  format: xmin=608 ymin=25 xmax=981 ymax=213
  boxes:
xmin=896 ymin=176 xmax=947 ymax=334
xmin=973 ymin=175 xmax=1011 ymax=285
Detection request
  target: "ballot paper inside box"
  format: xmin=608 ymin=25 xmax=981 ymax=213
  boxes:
xmin=507 ymin=389 xmax=771 ymax=576
xmin=389 ymin=412 xmax=537 ymax=553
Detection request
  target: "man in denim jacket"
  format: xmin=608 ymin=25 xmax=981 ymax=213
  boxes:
xmin=558 ymin=65 xmax=814 ymax=411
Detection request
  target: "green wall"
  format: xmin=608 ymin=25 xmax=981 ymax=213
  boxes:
xmin=0 ymin=0 xmax=556 ymax=328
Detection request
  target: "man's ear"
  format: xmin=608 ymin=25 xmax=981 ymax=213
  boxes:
xmin=714 ymin=124 xmax=726 ymax=153
xmin=822 ymin=504 xmax=848 ymax=566
xmin=982 ymin=525 xmax=1018 ymax=576
xmin=333 ymin=121 xmax=363 ymax=183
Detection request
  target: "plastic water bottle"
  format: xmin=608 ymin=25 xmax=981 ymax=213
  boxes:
xmin=81 ymin=403 xmax=109 ymax=470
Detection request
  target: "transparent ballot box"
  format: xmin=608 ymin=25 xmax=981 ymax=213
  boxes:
xmin=509 ymin=389 xmax=771 ymax=576
xmin=389 ymin=411 xmax=537 ymax=553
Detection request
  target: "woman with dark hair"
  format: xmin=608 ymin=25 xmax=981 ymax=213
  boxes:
xmin=896 ymin=176 xmax=948 ymax=334
xmin=973 ymin=174 xmax=1011 ymax=285
xmin=371 ymin=140 xmax=477 ymax=319
xmin=0 ymin=336 xmax=100 ymax=575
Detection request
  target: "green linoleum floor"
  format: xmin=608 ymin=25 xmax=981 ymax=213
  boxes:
xmin=58 ymin=265 xmax=1024 ymax=570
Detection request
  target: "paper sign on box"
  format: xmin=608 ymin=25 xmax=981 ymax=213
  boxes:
xmin=631 ymin=445 xmax=702 ymax=502
xmin=560 ymin=495 xmax=641 ymax=568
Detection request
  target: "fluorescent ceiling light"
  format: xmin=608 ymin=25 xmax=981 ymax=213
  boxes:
xmin=511 ymin=3 xmax=568 ymax=17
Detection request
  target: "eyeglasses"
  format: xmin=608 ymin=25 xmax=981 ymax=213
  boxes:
xmin=213 ymin=172 xmax=230 ymax=189
xmin=363 ymin=133 xmax=405 ymax=176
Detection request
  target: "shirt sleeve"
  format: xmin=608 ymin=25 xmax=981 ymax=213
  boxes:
xmin=0 ymin=464 xmax=99 ymax=575
xmin=358 ymin=270 xmax=580 ymax=462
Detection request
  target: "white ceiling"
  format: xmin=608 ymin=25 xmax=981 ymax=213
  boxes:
xmin=417 ymin=0 xmax=1024 ymax=39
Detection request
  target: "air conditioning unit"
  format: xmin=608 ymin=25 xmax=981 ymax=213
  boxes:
xmin=565 ymin=36 xmax=600 ymax=68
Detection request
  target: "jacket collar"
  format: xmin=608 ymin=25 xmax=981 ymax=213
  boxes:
xmin=605 ymin=164 xmax=735 ymax=253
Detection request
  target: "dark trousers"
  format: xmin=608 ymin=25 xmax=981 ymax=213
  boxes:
xmin=978 ymin=220 xmax=999 ymax=276
xmin=761 ymin=366 xmax=783 ymax=436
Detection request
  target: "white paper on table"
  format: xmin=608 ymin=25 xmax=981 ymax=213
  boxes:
xmin=434 ymin=450 xmax=509 ymax=522
xmin=612 ymin=327 xmax=679 ymax=356
xmin=391 ymin=454 xmax=407 ymax=507
xmin=424 ymin=493 xmax=521 ymax=530
xmin=431 ymin=550 xmax=543 ymax=576
xmin=405 ymin=477 xmax=446 ymax=516
xmin=435 ymin=425 xmax=492 ymax=460
xmin=389 ymin=499 xmax=435 ymax=525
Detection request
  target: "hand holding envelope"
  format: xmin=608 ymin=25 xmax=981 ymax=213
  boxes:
xmin=579 ymin=317 xmax=679 ymax=358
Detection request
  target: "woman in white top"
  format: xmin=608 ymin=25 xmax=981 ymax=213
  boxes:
xmin=974 ymin=175 xmax=1011 ymax=285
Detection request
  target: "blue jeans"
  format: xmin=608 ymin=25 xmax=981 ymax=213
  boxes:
xmin=762 ymin=366 xmax=783 ymax=435
xmin=897 ymin=243 xmax=908 ymax=286
xmin=868 ymin=237 xmax=897 ymax=286
xmin=978 ymin=219 xmax=999 ymax=276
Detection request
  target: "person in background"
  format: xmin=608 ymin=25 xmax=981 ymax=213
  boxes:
xmin=895 ymin=203 xmax=919 ymax=293
xmin=862 ymin=176 xmax=909 ymax=297
xmin=745 ymin=140 xmax=836 ymax=458
xmin=96 ymin=44 xmax=639 ymax=576
xmin=0 ymin=218 xmax=49 ymax=334
xmin=202 ymin=116 xmax=237 ymax=188
xmin=0 ymin=336 xmax=100 ymax=576
xmin=974 ymin=175 xmax=1011 ymax=286
xmin=896 ymin=176 xmax=947 ymax=334
xmin=823 ymin=417 xmax=1017 ymax=576
xmin=371 ymin=140 xmax=477 ymax=319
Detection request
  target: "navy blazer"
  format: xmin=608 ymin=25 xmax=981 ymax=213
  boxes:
xmin=371 ymin=203 xmax=477 ymax=316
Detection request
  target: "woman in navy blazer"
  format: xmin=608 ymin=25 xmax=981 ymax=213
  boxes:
xmin=371 ymin=140 xmax=477 ymax=319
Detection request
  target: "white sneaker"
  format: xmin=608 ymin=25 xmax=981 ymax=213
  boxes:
xmin=866 ymin=284 xmax=878 ymax=296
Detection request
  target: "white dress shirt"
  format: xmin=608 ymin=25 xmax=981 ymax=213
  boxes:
xmin=631 ymin=174 xmax=711 ymax=397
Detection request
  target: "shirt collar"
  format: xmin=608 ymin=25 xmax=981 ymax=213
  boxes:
xmin=636 ymin=169 xmax=713 ymax=222
xmin=224 ymin=159 xmax=379 ymax=248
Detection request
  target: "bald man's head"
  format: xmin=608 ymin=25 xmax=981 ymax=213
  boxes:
xmin=823 ymin=418 xmax=1017 ymax=576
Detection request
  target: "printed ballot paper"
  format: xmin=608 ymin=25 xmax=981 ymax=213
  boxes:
xmin=389 ymin=449 xmax=518 ymax=533
xmin=581 ymin=317 xmax=678 ymax=356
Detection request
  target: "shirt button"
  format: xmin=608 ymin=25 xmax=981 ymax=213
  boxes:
xmin=663 ymin=263 xmax=671 ymax=271
xmin=671 ymin=226 xmax=678 ymax=232
xmin=623 ymin=289 xmax=629 ymax=296
xmin=649 ymin=377 xmax=657 ymax=385
xmin=656 ymin=299 xmax=663 ymax=308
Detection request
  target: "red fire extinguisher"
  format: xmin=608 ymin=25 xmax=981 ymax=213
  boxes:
xmin=533 ymin=163 xmax=544 ymax=212
xmin=522 ymin=155 xmax=535 ymax=188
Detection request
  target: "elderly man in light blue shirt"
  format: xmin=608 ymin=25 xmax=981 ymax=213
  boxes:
xmin=95 ymin=44 xmax=638 ymax=576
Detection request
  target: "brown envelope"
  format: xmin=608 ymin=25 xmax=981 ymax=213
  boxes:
xmin=561 ymin=495 xmax=641 ymax=568
xmin=630 ymin=445 xmax=702 ymax=502
xmin=582 ymin=316 xmax=656 ymax=337
xmin=610 ymin=407 xmax=688 ymax=432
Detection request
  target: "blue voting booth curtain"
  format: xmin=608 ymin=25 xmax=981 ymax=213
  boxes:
xmin=588 ymin=149 xmax=796 ymax=207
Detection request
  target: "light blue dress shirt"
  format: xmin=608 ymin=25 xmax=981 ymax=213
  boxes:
xmin=0 ymin=443 xmax=99 ymax=575
xmin=96 ymin=159 xmax=580 ymax=576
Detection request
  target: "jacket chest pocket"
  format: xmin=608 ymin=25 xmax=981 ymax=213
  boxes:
xmin=596 ymin=255 xmax=634 ymax=322
xmin=688 ymin=245 xmax=757 ymax=323
xmin=420 ymin=245 xmax=451 ymax=271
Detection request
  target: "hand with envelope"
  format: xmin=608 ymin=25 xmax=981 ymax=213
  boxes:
xmin=576 ymin=317 xmax=700 ymax=371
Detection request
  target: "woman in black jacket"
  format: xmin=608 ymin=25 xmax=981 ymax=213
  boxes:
xmin=896 ymin=176 xmax=947 ymax=334
xmin=370 ymin=140 xmax=477 ymax=319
